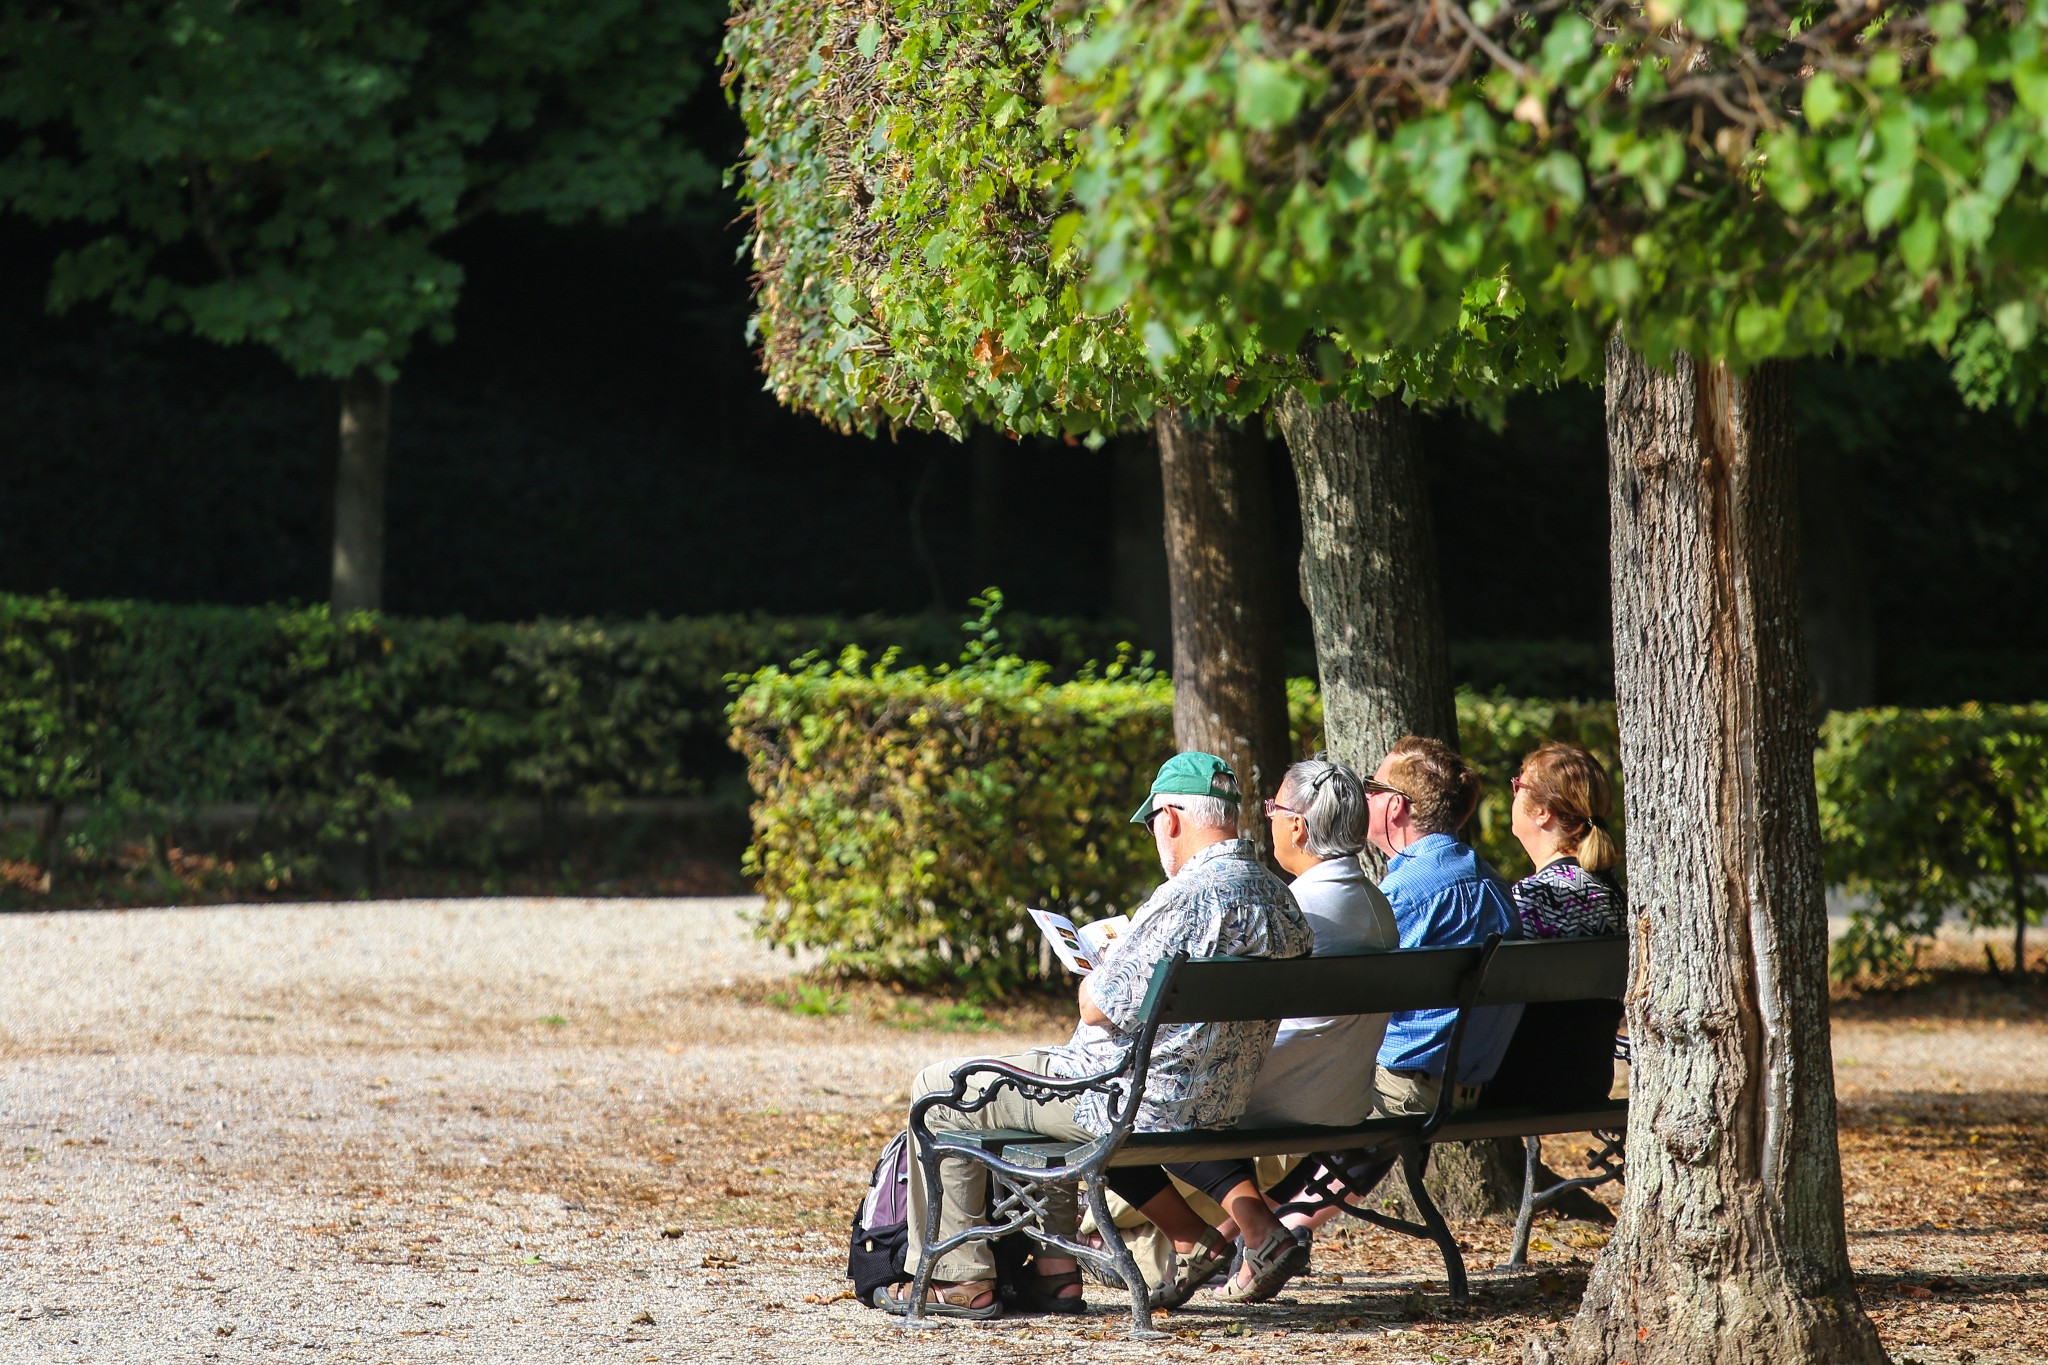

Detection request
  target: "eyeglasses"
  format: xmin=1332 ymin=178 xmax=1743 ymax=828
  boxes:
xmin=1144 ymin=803 xmax=1183 ymax=830
xmin=1261 ymin=798 xmax=1304 ymax=819
xmin=1362 ymin=779 xmax=1409 ymax=801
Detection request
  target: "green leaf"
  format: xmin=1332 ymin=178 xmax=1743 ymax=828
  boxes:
xmin=1943 ymin=192 xmax=1996 ymax=247
xmin=2014 ymin=61 xmax=2048 ymax=116
xmin=1047 ymin=212 xmax=1083 ymax=260
xmin=1536 ymin=151 xmax=1585 ymax=209
xmin=856 ymin=19 xmax=881 ymax=59
xmin=1735 ymin=301 xmax=1786 ymax=357
xmin=1802 ymin=72 xmax=1845 ymax=129
xmin=1761 ymin=132 xmax=1812 ymax=212
xmin=1235 ymin=57 xmax=1305 ymax=131
xmin=1994 ymin=298 xmax=2037 ymax=351
xmin=1142 ymin=318 xmax=1177 ymax=365
xmin=1898 ymin=210 xmax=1940 ymax=274
xmin=1064 ymin=27 xmax=1124 ymax=80
xmin=1209 ymin=219 xmax=1238 ymax=267
xmin=1537 ymin=15 xmax=1594 ymax=82
xmin=1864 ymin=173 xmax=1912 ymax=234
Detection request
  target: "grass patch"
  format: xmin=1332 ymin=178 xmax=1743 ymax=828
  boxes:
xmin=765 ymin=983 xmax=849 ymax=1017
xmin=880 ymin=999 xmax=1001 ymax=1032
xmin=735 ymin=974 xmax=1071 ymax=1035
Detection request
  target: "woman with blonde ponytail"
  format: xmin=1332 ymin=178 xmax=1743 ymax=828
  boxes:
xmin=1482 ymin=743 xmax=1625 ymax=1108
xmin=1506 ymin=742 xmax=1622 ymax=938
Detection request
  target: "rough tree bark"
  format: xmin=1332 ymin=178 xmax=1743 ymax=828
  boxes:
xmin=1154 ymin=409 xmax=1291 ymax=855
xmin=1529 ymin=339 xmax=1887 ymax=1365
xmin=1275 ymin=392 xmax=1456 ymax=766
xmin=1279 ymin=391 xmax=1548 ymax=1221
xmin=332 ymin=367 xmax=392 ymax=615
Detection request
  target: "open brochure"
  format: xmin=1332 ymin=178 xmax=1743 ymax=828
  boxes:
xmin=1028 ymin=908 xmax=1131 ymax=976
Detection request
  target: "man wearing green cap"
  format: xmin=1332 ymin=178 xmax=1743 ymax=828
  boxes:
xmin=881 ymin=752 xmax=1312 ymax=1321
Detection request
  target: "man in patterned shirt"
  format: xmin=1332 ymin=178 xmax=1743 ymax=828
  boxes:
xmin=878 ymin=752 xmax=1312 ymax=1320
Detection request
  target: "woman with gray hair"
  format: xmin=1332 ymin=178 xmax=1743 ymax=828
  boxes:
xmin=1238 ymin=754 xmax=1401 ymax=1129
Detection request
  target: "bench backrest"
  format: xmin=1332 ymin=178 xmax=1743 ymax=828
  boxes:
xmin=1144 ymin=935 xmax=1628 ymax=1025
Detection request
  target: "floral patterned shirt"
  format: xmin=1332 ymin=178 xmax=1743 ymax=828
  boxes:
xmin=1043 ymin=839 xmax=1312 ymax=1134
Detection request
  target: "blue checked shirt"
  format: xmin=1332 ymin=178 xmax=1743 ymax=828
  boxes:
xmin=1376 ymin=833 xmax=1525 ymax=1084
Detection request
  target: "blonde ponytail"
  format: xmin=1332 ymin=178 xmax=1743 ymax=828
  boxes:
xmin=1576 ymin=821 xmax=1619 ymax=874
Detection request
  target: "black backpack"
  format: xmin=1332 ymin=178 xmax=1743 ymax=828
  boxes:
xmin=846 ymin=1130 xmax=1032 ymax=1309
xmin=848 ymin=1132 xmax=913 ymax=1307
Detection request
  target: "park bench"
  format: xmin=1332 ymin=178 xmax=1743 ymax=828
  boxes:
xmin=904 ymin=933 xmax=1630 ymax=1336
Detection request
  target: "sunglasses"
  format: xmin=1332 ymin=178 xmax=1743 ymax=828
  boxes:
xmin=1143 ymin=803 xmax=1184 ymax=830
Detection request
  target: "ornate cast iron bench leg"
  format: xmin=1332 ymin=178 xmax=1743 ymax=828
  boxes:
xmin=1504 ymin=1129 xmax=1627 ymax=1269
xmin=1398 ymin=1144 xmax=1469 ymax=1302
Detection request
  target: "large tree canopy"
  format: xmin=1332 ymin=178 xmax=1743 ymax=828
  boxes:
xmin=0 ymin=0 xmax=721 ymax=611
xmin=1061 ymin=0 xmax=2048 ymax=376
xmin=725 ymin=0 xmax=1281 ymax=437
xmin=723 ymin=0 xmax=1566 ymax=436
xmin=0 ymin=0 xmax=718 ymax=381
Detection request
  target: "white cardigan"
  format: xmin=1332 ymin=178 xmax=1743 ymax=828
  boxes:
xmin=1235 ymin=854 xmax=1399 ymax=1128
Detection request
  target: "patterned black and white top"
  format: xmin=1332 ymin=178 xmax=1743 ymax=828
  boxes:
xmin=1510 ymin=857 xmax=1623 ymax=939
xmin=1046 ymin=838 xmax=1312 ymax=1135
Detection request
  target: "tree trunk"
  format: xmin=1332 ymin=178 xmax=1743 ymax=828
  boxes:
xmin=332 ymin=367 xmax=391 ymax=615
xmin=1275 ymin=392 xmax=1456 ymax=764
xmin=1529 ymin=339 xmax=1886 ymax=1365
xmin=1278 ymin=391 xmax=1533 ymax=1218
xmin=35 ymin=800 xmax=64 ymax=894
xmin=1154 ymin=409 xmax=1291 ymax=854
xmin=2000 ymin=805 xmax=2028 ymax=978
xmin=1113 ymin=433 xmax=1173 ymax=663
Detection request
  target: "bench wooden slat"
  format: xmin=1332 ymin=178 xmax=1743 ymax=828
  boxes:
xmin=1434 ymin=1101 xmax=1629 ymax=1144
xmin=986 ymin=1102 xmax=1630 ymax=1167
xmin=1152 ymin=936 xmax=1627 ymax=1023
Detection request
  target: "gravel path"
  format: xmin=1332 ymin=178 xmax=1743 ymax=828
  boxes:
xmin=3 ymin=899 xmax=2042 ymax=1365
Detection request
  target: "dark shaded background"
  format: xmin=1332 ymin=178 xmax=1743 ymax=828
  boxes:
xmin=4 ymin=201 xmax=2045 ymax=703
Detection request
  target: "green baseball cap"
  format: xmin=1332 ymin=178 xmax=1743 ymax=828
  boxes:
xmin=1130 ymin=751 xmax=1240 ymax=825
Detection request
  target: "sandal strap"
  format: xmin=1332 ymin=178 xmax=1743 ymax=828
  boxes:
xmin=895 ymin=1278 xmax=997 ymax=1308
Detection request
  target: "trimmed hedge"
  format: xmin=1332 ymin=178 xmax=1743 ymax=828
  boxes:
xmin=0 ymin=591 xmax=1126 ymax=875
xmin=731 ymin=656 xmax=1182 ymax=992
xmin=734 ymin=654 xmax=2044 ymax=990
xmin=730 ymin=653 xmax=1618 ymax=992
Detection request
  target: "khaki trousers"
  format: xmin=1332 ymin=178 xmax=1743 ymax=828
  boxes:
xmin=1372 ymin=1064 xmax=1483 ymax=1118
xmin=905 ymin=1049 xmax=1097 ymax=1282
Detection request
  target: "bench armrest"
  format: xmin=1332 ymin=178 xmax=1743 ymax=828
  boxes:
xmin=907 ymin=1050 xmax=1135 ymax=1151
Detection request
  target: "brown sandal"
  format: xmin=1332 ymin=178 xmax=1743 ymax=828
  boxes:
xmin=1151 ymin=1226 xmax=1233 ymax=1311
xmin=1017 ymin=1267 xmax=1087 ymax=1315
xmin=876 ymin=1278 xmax=1003 ymax=1320
xmin=1212 ymin=1227 xmax=1310 ymax=1304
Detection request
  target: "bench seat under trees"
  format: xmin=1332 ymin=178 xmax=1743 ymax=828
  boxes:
xmin=905 ymin=935 xmax=1629 ymax=1336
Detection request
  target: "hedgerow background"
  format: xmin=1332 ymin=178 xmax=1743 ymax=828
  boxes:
xmin=5 ymin=589 xmax=2041 ymax=988
xmin=730 ymin=633 xmax=2044 ymax=992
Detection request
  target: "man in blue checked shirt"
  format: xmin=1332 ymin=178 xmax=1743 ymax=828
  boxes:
xmin=1365 ymin=736 xmax=1525 ymax=1119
